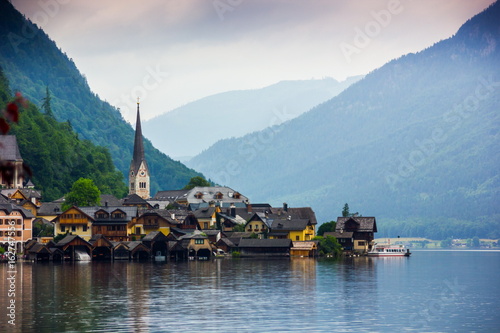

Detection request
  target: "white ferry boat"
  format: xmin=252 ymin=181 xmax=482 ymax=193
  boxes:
xmin=368 ymin=243 xmax=411 ymax=257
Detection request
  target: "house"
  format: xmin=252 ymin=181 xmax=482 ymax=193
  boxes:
xmin=332 ymin=216 xmax=377 ymax=254
xmin=0 ymin=200 xmax=35 ymax=253
xmin=89 ymin=234 xmax=114 ymax=260
xmin=149 ymin=189 xmax=190 ymax=208
xmin=36 ymin=201 xmax=62 ymax=222
xmin=25 ymin=241 xmax=63 ymax=261
xmin=177 ymin=230 xmax=213 ymax=260
xmin=55 ymin=234 xmax=92 ymax=261
xmin=2 ymin=188 xmax=42 ymax=216
xmin=142 ymin=231 xmax=169 ymax=261
xmin=184 ymin=186 xmax=249 ymax=206
xmin=52 ymin=206 xmax=93 ymax=241
xmin=323 ymin=231 xmax=354 ymax=251
xmin=193 ymin=206 xmax=219 ymax=229
xmin=128 ymin=208 xmax=181 ymax=240
xmin=268 ymin=218 xmax=315 ymax=241
xmin=113 ymin=241 xmax=151 ymax=260
xmin=244 ymin=212 xmax=273 ymax=236
xmin=237 ymin=238 xmax=292 ymax=257
xmin=290 ymin=241 xmax=318 ymax=257
xmin=82 ymin=206 xmax=137 ymax=242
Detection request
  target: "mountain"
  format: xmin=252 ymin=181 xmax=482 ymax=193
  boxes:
xmin=143 ymin=77 xmax=362 ymax=160
xmin=188 ymin=2 xmax=500 ymax=239
xmin=0 ymin=69 xmax=128 ymax=201
xmin=0 ymin=0 xmax=202 ymax=195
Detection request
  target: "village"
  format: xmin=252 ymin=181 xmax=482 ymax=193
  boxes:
xmin=0 ymin=103 xmax=378 ymax=262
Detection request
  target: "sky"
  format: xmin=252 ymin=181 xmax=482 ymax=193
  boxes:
xmin=11 ymin=0 xmax=496 ymax=123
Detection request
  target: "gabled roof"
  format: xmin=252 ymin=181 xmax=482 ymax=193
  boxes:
xmin=291 ymin=241 xmax=318 ymax=250
xmin=335 ymin=217 xmax=377 ymax=233
xmin=193 ymin=207 xmax=216 ymax=219
xmin=185 ymin=186 xmax=249 ymax=204
xmin=100 ymin=194 xmax=122 ymax=206
xmin=269 ymin=206 xmax=318 ymax=225
xmin=142 ymin=231 xmax=169 ymax=242
xmin=270 ymin=219 xmax=310 ymax=231
xmin=80 ymin=206 xmax=137 ymax=223
xmin=55 ymin=234 xmax=92 ymax=248
xmin=37 ymin=202 xmax=62 ymax=216
xmin=152 ymin=189 xmax=190 ymax=201
xmin=122 ymin=194 xmax=151 ymax=207
xmin=0 ymin=203 xmax=35 ymax=218
xmin=239 ymin=238 xmax=292 ymax=248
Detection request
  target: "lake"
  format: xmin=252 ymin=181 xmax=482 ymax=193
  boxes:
xmin=1 ymin=251 xmax=499 ymax=332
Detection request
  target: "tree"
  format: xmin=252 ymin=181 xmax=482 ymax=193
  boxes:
xmin=440 ymin=237 xmax=452 ymax=248
xmin=41 ymin=86 xmax=54 ymax=118
xmin=183 ymin=176 xmax=211 ymax=190
xmin=62 ymin=178 xmax=101 ymax=210
xmin=317 ymin=221 xmax=336 ymax=236
xmin=342 ymin=203 xmax=350 ymax=217
xmin=313 ymin=235 xmax=342 ymax=257
xmin=233 ymin=224 xmax=246 ymax=232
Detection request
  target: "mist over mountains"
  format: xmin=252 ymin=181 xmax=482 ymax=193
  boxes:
xmin=188 ymin=2 xmax=500 ymax=238
xmin=143 ymin=76 xmax=362 ymax=160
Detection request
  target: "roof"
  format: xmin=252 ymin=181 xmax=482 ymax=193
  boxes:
xmin=335 ymin=217 xmax=377 ymax=233
xmin=291 ymin=241 xmax=317 ymax=250
xmin=185 ymin=186 xmax=248 ymax=204
xmin=99 ymin=194 xmax=122 ymax=206
xmin=239 ymin=238 xmax=292 ymax=248
xmin=270 ymin=219 xmax=310 ymax=231
xmin=152 ymin=189 xmax=190 ymax=201
xmin=130 ymin=104 xmax=148 ymax=174
xmin=79 ymin=206 xmax=137 ymax=223
xmin=55 ymin=234 xmax=91 ymax=247
xmin=0 ymin=135 xmax=22 ymax=160
xmin=122 ymin=194 xmax=150 ymax=206
xmin=142 ymin=231 xmax=169 ymax=242
xmin=0 ymin=203 xmax=35 ymax=218
xmin=270 ymin=206 xmax=318 ymax=225
xmin=193 ymin=207 xmax=216 ymax=219
xmin=37 ymin=202 xmax=62 ymax=216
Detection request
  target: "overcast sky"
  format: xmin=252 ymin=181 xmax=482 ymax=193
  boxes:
xmin=11 ymin=0 xmax=496 ymax=123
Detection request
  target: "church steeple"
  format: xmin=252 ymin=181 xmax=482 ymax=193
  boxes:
xmin=129 ymin=99 xmax=150 ymax=199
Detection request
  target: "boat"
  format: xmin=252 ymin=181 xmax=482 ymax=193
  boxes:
xmin=368 ymin=242 xmax=411 ymax=257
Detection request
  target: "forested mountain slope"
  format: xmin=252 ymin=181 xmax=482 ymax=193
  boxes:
xmin=0 ymin=0 xmax=202 ymax=195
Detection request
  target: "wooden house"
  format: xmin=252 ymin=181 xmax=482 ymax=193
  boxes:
xmin=82 ymin=206 xmax=137 ymax=242
xmin=333 ymin=216 xmax=377 ymax=254
xmin=238 ymin=238 xmax=292 ymax=257
xmin=53 ymin=206 xmax=93 ymax=241
xmin=142 ymin=231 xmax=169 ymax=261
xmin=290 ymin=241 xmax=318 ymax=257
xmin=55 ymin=234 xmax=92 ymax=261
xmin=89 ymin=234 xmax=114 ymax=260
xmin=128 ymin=208 xmax=180 ymax=240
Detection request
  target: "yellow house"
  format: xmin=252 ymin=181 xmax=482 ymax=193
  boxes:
xmin=53 ymin=206 xmax=93 ymax=241
xmin=2 ymin=189 xmax=41 ymax=216
xmin=244 ymin=212 xmax=271 ymax=235
xmin=193 ymin=206 xmax=221 ymax=230
xmin=269 ymin=219 xmax=315 ymax=241
xmin=179 ymin=231 xmax=213 ymax=259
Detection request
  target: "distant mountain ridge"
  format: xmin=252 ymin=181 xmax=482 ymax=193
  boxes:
xmin=143 ymin=76 xmax=362 ymax=160
xmin=188 ymin=1 xmax=500 ymax=238
xmin=0 ymin=0 xmax=202 ymax=194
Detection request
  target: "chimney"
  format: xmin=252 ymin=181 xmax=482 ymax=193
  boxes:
xmin=105 ymin=201 xmax=108 ymax=207
xmin=283 ymin=202 xmax=288 ymax=212
xmin=247 ymin=203 xmax=252 ymax=213
xmin=230 ymin=203 xmax=236 ymax=217
xmin=171 ymin=213 xmax=176 ymax=220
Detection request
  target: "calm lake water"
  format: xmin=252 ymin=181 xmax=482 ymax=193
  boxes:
xmin=1 ymin=251 xmax=499 ymax=332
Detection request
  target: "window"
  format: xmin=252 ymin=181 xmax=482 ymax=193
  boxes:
xmin=358 ymin=241 xmax=365 ymax=246
xmin=17 ymin=231 xmax=21 ymax=237
xmin=83 ymin=225 xmax=88 ymax=232
xmin=0 ymin=219 xmax=3 ymax=225
xmin=195 ymin=239 xmax=204 ymax=244
xmin=135 ymin=227 xmax=141 ymax=235
xmin=71 ymin=226 xmax=76 ymax=232
xmin=16 ymin=219 xmax=21 ymax=225
xmin=204 ymin=222 xmax=208 ymax=229
xmin=61 ymin=226 xmax=66 ymax=232
xmin=296 ymin=236 xmax=300 ymax=241
xmin=0 ymin=231 xmax=3 ymax=236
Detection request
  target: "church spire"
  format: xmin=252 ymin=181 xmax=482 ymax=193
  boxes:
xmin=129 ymin=98 xmax=150 ymax=199
xmin=132 ymin=98 xmax=145 ymax=172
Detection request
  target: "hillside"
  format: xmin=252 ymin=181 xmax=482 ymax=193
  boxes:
xmin=188 ymin=2 xmax=500 ymax=238
xmin=0 ymin=0 xmax=202 ymax=194
xmin=143 ymin=77 xmax=362 ymax=160
xmin=0 ymin=69 xmax=128 ymax=201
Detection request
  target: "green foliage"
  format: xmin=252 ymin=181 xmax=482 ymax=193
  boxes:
xmin=250 ymin=233 xmax=259 ymax=239
xmin=33 ymin=220 xmax=54 ymax=237
xmin=342 ymin=204 xmax=349 ymax=217
xmin=62 ymin=178 xmax=101 ymax=211
xmin=183 ymin=176 xmax=212 ymax=190
xmin=233 ymin=224 xmax=246 ymax=232
xmin=440 ymin=238 xmax=452 ymax=248
xmin=0 ymin=68 xmax=128 ymax=201
xmin=231 ymin=251 xmax=241 ymax=258
xmin=313 ymin=235 xmax=342 ymax=257
xmin=317 ymin=221 xmax=336 ymax=236
xmin=0 ymin=1 xmax=203 ymax=195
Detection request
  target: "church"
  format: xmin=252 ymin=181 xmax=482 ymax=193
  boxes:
xmin=128 ymin=100 xmax=150 ymax=200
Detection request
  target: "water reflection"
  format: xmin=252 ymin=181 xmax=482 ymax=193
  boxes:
xmin=1 ymin=253 xmax=498 ymax=332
